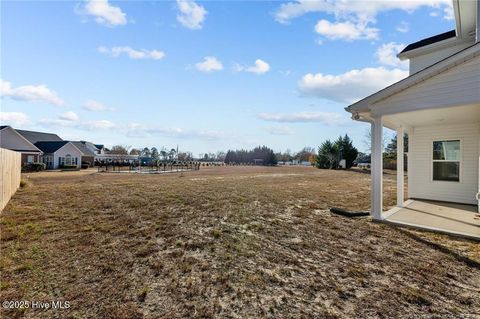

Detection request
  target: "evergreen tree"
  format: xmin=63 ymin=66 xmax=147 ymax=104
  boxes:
xmin=141 ymin=147 xmax=151 ymax=157
xmin=151 ymin=147 xmax=159 ymax=160
xmin=223 ymin=146 xmax=277 ymax=165
xmin=316 ymin=140 xmax=338 ymax=169
xmin=335 ymin=134 xmax=358 ymax=168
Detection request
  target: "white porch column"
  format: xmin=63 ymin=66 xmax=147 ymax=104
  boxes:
xmin=396 ymin=126 xmax=404 ymax=207
xmin=371 ymin=116 xmax=383 ymax=220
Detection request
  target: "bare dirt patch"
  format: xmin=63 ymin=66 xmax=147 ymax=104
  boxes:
xmin=1 ymin=166 xmax=479 ymax=318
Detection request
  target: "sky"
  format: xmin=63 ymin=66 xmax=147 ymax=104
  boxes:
xmin=1 ymin=0 xmax=455 ymax=155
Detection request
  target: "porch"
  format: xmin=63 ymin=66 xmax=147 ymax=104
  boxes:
xmin=383 ymin=199 xmax=480 ymax=240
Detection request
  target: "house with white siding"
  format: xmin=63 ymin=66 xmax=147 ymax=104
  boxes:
xmin=34 ymin=141 xmax=83 ymax=169
xmin=346 ymin=0 xmax=479 ymax=239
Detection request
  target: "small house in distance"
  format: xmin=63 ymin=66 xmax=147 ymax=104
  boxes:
xmin=346 ymin=0 xmax=479 ymax=239
xmin=71 ymin=141 xmax=100 ymax=166
xmin=34 ymin=141 xmax=83 ymax=169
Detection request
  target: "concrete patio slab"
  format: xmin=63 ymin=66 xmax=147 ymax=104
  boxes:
xmin=383 ymin=200 xmax=479 ymax=240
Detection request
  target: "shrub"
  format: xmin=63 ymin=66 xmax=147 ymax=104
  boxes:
xmin=22 ymin=162 xmax=46 ymax=172
xmin=61 ymin=165 xmax=78 ymax=170
xmin=20 ymin=180 xmax=28 ymax=188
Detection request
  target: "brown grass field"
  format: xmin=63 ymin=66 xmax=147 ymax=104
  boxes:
xmin=1 ymin=166 xmax=479 ymax=318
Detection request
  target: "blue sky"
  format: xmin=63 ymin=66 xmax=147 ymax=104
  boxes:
xmin=1 ymin=0 xmax=455 ymax=154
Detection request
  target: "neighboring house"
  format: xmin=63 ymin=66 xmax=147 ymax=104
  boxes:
xmin=0 ymin=126 xmax=43 ymax=164
xmin=346 ymin=0 xmax=480 ymax=234
xmin=0 ymin=126 xmax=107 ymax=170
xmin=94 ymin=144 xmax=107 ymax=155
xmin=34 ymin=141 xmax=83 ymax=169
xmin=71 ymin=141 xmax=99 ymax=166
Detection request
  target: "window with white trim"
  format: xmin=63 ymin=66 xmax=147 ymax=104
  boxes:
xmin=432 ymin=140 xmax=460 ymax=182
xmin=65 ymin=154 xmax=72 ymax=165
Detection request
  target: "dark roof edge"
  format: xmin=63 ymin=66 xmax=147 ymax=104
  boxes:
xmin=400 ymin=30 xmax=456 ymax=54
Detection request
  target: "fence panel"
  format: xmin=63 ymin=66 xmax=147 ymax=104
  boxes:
xmin=1 ymin=148 xmax=22 ymax=211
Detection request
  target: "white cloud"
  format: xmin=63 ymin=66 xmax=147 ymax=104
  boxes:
xmin=84 ymin=120 xmax=115 ymax=130
xmin=59 ymin=111 xmax=79 ymax=122
xmin=0 ymin=112 xmax=30 ymax=126
xmin=82 ymin=100 xmax=114 ymax=112
xmin=396 ymin=21 xmax=409 ymax=33
xmin=195 ymin=56 xmax=223 ymax=72
xmin=274 ymin=0 xmax=452 ymax=24
xmin=98 ymin=46 xmax=165 ymax=60
xmin=234 ymin=59 xmax=270 ymax=74
xmin=0 ymin=79 xmax=64 ymax=106
xmin=375 ymin=42 xmax=408 ymax=69
xmin=298 ymin=67 xmax=408 ymax=103
xmin=443 ymin=5 xmax=454 ymax=20
xmin=176 ymin=0 xmax=207 ymax=30
xmin=265 ymin=126 xmax=295 ymax=135
xmin=126 ymin=123 xmax=224 ymax=140
xmin=39 ymin=114 xmax=115 ymax=130
xmin=274 ymin=0 xmax=452 ymax=42
xmin=258 ymin=111 xmax=349 ymax=125
xmin=79 ymin=0 xmax=127 ymax=27
xmin=314 ymin=19 xmax=378 ymax=40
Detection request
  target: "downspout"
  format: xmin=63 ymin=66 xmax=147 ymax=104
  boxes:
xmin=477 ymin=0 xmax=480 ymax=42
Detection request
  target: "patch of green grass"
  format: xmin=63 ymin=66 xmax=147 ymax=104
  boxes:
xmin=401 ymin=287 xmax=432 ymax=306
xmin=18 ymin=222 xmax=43 ymax=237
xmin=211 ymin=228 xmax=222 ymax=238
xmin=246 ymin=222 xmax=265 ymax=232
xmin=14 ymin=262 xmax=34 ymax=273
xmin=81 ymin=225 xmax=94 ymax=232
xmin=20 ymin=180 xmax=28 ymax=188
xmin=137 ymin=287 xmax=149 ymax=302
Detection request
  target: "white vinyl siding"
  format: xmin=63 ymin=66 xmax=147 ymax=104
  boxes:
xmin=408 ymin=123 xmax=479 ymax=205
xmin=408 ymin=41 xmax=473 ymax=74
xmin=373 ymin=55 xmax=480 ymax=115
xmin=52 ymin=143 xmax=82 ymax=169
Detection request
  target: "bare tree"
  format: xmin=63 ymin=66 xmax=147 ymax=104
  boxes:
xmin=363 ymin=128 xmax=390 ymax=153
xmin=109 ymin=145 xmax=130 ymax=155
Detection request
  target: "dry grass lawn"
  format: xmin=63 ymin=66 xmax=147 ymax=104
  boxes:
xmin=1 ymin=166 xmax=479 ymax=318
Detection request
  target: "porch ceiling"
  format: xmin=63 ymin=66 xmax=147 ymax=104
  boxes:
xmin=383 ymin=104 xmax=480 ymax=130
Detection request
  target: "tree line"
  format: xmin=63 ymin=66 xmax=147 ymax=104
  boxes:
xmin=275 ymin=147 xmax=316 ymax=163
xmin=224 ymin=146 xmax=277 ymax=165
xmin=106 ymin=133 xmax=385 ymax=170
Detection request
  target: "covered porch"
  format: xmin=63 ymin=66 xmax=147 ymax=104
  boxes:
xmin=369 ymin=103 xmax=480 ymax=240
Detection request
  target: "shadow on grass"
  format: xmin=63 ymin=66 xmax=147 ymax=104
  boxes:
xmin=385 ymin=224 xmax=480 ymax=270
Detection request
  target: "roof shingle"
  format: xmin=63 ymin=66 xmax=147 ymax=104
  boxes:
xmin=34 ymin=141 xmax=69 ymax=154
xmin=16 ymin=129 xmax=63 ymax=144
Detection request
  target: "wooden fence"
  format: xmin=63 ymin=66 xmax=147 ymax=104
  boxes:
xmin=1 ymin=148 xmax=22 ymax=211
